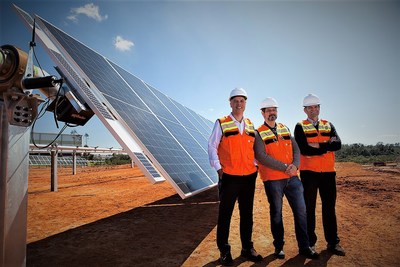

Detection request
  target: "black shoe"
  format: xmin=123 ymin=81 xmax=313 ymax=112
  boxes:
xmin=219 ymin=251 xmax=233 ymax=266
xmin=273 ymin=248 xmax=285 ymax=259
xmin=299 ymin=247 xmax=320 ymax=259
xmin=327 ymin=243 xmax=346 ymax=256
xmin=241 ymin=248 xmax=263 ymax=262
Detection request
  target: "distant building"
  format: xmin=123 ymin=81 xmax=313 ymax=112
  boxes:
xmin=31 ymin=132 xmax=83 ymax=147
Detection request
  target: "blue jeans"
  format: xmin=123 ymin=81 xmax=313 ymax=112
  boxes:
xmin=264 ymin=176 xmax=310 ymax=250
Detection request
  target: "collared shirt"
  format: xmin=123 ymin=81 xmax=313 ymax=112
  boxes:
xmin=307 ymin=117 xmax=319 ymax=128
xmin=208 ymin=113 xmax=248 ymax=171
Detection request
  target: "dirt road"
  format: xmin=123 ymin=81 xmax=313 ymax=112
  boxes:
xmin=27 ymin=162 xmax=400 ymax=266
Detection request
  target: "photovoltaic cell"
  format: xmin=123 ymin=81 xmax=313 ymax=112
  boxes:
xmin=108 ymin=61 xmax=180 ymax=124
xmin=133 ymin=152 xmax=161 ymax=179
xmin=184 ymin=106 xmax=212 ymax=137
xmin=145 ymin=83 xmax=198 ymax=131
xmin=14 ymin=5 xmax=218 ymax=198
xmin=42 ymin=23 xmax=151 ymax=114
xmin=51 ymin=50 xmax=115 ymax=120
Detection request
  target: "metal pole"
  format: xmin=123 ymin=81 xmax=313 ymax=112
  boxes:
xmin=51 ymin=150 xmax=58 ymax=191
xmin=0 ymin=101 xmax=8 ymax=266
xmin=0 ymin=99 xmax=29 ymax=266
xmin=72 ymin=150 xmax=76 ymax=175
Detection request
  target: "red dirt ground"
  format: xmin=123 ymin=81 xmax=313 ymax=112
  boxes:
xmin=27 ymin=162 xmax=400 ymax=266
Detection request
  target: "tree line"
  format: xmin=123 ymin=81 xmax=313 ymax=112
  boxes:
xmin=88 ymin=143 xmax=400 ymax=166
xmin=335 ymin=142 xmax=400 ymax=164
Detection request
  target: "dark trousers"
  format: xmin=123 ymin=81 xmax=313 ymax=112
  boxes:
xmin=217 ymin=171 xmax=258 ymax=254
xmin=300 ymin=170 xmax=340 ymax=247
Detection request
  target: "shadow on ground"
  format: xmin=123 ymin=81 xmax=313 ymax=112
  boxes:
xmin=27 ymin=187 xmax=219 ymax=267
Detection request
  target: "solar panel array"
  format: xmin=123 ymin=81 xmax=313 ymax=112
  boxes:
xmin=14 ymin=5 xmax=217 ymax=198
xmin=29 ymin=155 xmax=88 ymax=166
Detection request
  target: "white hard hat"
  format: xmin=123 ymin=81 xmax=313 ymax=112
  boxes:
xmin=303 ymin=93 xmax=321 ymax=107
xmin=260 ymin=97 xmax=279 ymax=109
xmin=229 ymin=88 xmax=248 ymax=100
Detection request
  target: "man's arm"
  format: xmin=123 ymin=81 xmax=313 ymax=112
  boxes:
xmin=291 ymin=136 xmax=300 ymax=168
xmin=294 ymin=123 xmax=328 ymax=155
xmin=254 ymin=131 xmax=287 ymax=171
xmin=320 ymin=122 xmax=342 ymax=152
xmin=208 ymin=120 xmax=223 ymax=174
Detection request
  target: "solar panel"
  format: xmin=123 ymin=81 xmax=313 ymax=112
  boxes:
xmin=133 ymin=152 xmax=162 ymax=179
xmin=14 ymin=5 xmax=217 ymax=198
xmin=29 ymin=155 xmax=88 ymax=166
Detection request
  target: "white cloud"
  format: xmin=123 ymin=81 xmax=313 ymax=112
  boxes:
xmin=68 ymin=3 xmax=108 ymax=22
xmin=114 ymin=36 xmax=134 ymax=52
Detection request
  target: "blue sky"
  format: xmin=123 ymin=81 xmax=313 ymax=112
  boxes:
xmin=1 ymin=0 xmax=399 ymax=148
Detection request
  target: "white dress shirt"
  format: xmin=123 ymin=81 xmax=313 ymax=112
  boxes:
xmin=207 ymin=113 xmax=246 ymax=172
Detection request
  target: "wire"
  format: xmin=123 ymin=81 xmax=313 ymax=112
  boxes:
xmin=36 ymin=100 xmax=50 ymax=119
xmin=32 ymin=46 xmax=46 ymax=77
xmin=30 ymin=121 xmax=68 ymax=149
xmin=27 ymin=21 xmax=78 ymax=150
xmin=52 ymin=81 xmax=64 ymax=129
xmin=28 ymin=32 xmax=68 ymax=149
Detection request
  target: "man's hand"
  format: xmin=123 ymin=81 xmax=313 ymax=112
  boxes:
xmin=285 ymin=164 xmax=298 ymax=176
xmin=309 ymin=142 xmax=320 ymax=148
xmin=217 ymin=169 xmax=223 ymax=179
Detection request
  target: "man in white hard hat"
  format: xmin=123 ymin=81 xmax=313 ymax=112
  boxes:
xmin=254 ymin=97 xmax=319 ymax=260
xmin=208 ymin=88 xmax=262 ymax=265
xmin=294 ymin=93 xmax=345 ymax=256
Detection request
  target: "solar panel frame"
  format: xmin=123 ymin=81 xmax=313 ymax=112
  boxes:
xmin=14 ymin=5 xmax=217 ymax=198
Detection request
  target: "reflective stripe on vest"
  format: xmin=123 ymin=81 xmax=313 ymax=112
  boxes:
xmin=220 ymin=118 xmax=239 ymax=137
xmin=217 ymin=116 xmax=257 ymax=176
xmin=257 ymin=123 xmax=293 ymax=181
xmin=300 ymin=120 xmax=331 ymax=142
xmin=219 ymin=117 xmax=256 ymax=137
xmin=244 ymin=118 xmax=256 ymax=137
xmin=259 ymin=124 xmax=291 ymax=144
xmin=299 ymin=119 xmax=335 ymax=172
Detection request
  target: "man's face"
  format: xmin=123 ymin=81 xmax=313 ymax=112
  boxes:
xmin=230 ymin=96 xmax=246 ymax=113
xmin=262 ymin=107 xmax=278 ymax=122
xmin=304 ymin=105 xmax=320 ymax=119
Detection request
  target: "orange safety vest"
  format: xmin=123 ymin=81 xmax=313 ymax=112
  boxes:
xmin=218 ymin=116 xmax=257 ymax=176
xmin=257 ymin=123 xmax=293 ymax=181
xmin=299 ymin=119 xmax=336 ymax=172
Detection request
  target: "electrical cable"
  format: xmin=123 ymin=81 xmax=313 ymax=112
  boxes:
xmin=27 ymin=18 xmax=80 ymax=150
xmin=30 ymin=120 xmax=67 ymax=149
xmin=52 ymin=80 xmax=63 ymax=129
